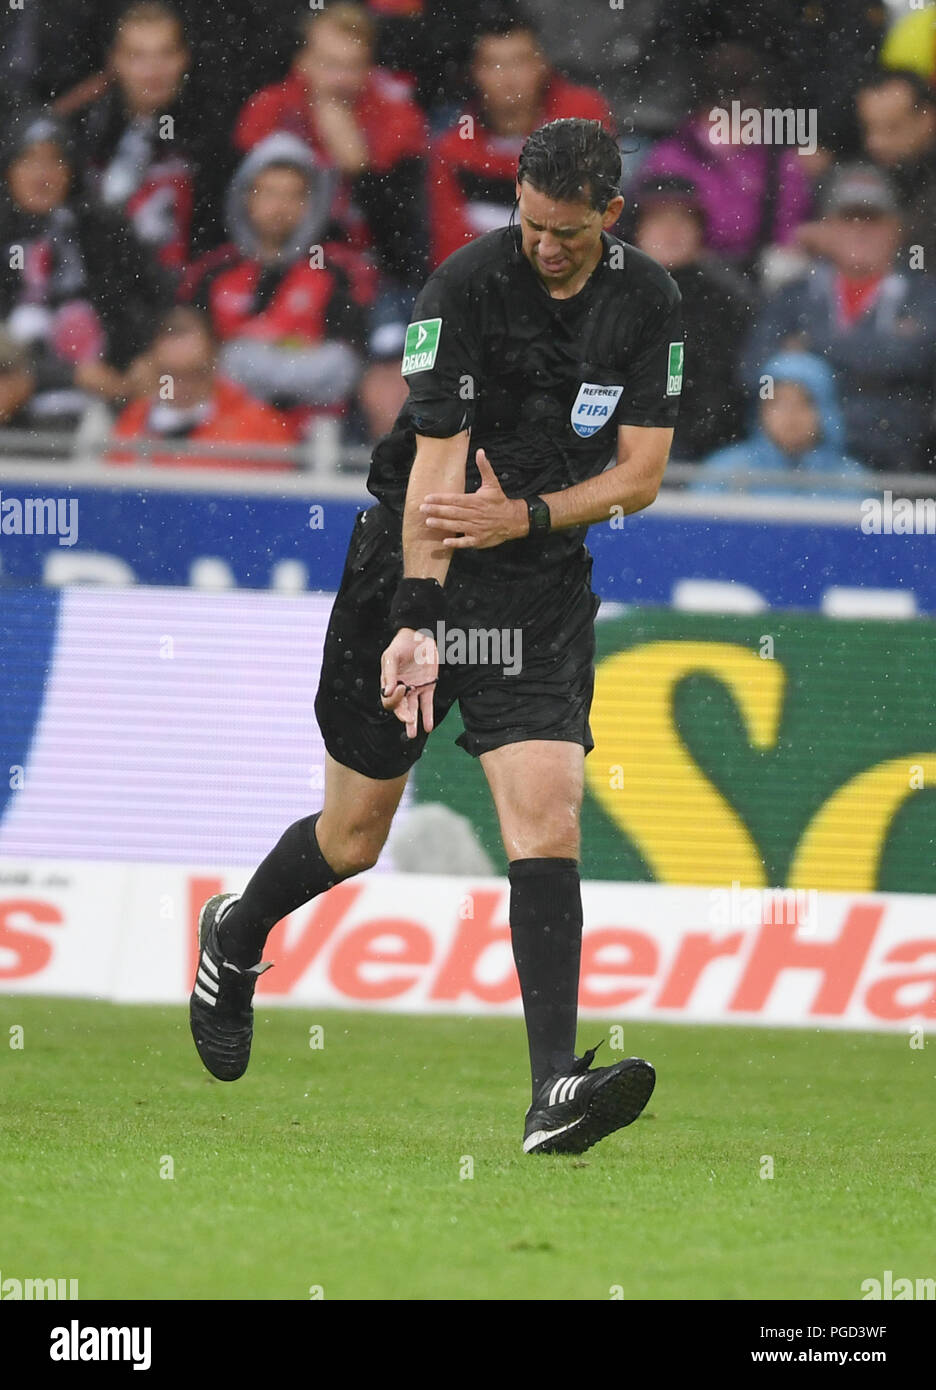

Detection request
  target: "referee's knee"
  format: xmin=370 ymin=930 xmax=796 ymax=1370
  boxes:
xmin=504 ymin=832 xmax=580 ymax=862
xmin=316 ymin=819 xmax=385 ymax=877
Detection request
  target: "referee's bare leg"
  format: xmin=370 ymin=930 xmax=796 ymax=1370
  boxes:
xmin=481 ymin=739 xmax=585 ymax=1101
xmin=212 ymin=753 xmax=408 ymax=968
xmin=316 ymin=754 xmax=409 ymax=878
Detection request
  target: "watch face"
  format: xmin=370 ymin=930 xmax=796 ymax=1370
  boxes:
xmin=528 ymin=498 xmax=550 ymax=535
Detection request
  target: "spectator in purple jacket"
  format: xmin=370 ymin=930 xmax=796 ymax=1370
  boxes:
xmin=638 ymin=43 xmax=813 ymax=272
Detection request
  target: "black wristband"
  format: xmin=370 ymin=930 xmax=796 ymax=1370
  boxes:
xmin=389 ymin=577 xmax=446 ymax=634
xmin=526 ymin=495 xmax=551 ymax=537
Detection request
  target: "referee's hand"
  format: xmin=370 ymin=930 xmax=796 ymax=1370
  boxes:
xmin=380 ymin=628 xmax=439 ymax=740
xmin=420 ymin=449 xmax=528 ymax=548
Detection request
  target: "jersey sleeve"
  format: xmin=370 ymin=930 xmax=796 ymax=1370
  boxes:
xmin=615 ymin=284 xmax=684 ymax=429
xmin=400 ymin=267 xmax=482 ymax=438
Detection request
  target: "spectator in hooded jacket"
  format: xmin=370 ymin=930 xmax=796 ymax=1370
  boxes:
xmin=428 ymin=10 xmax=613 ymax=268
xmin=179 ymin=133 xmax=367 ymax=438
xmin=0 ymin=109 xmax=170 ymax=433
xmin=110 ymin=305 xmax=295 ymax=468
xmin=70 ymin=1 xmax=196 ymax=279
xmin=747 ymin=163 xmax=936 ymax=472
xmin=691 ymin=352 xmax=870 ymax=498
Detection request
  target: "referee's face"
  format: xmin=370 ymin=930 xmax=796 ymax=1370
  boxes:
xmin=516 ymin=180 xmax=624 ymax=291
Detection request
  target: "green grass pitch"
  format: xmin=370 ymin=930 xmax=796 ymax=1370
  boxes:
xmin=0 ymin=998 xmax=931 ymax=1301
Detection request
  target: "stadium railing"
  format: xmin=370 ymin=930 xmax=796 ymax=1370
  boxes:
xmin=0 ymin=426 xmax=933 ymax=511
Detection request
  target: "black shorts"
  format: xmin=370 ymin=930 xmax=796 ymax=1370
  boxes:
xmin=314 ymin=504 xmax=601 ymax=780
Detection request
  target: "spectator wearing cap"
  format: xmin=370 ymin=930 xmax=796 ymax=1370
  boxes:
xmin=638 ymin=42 xmax=812 ymax=272
xmin=109 ymin=305 xmax=295 ymax=468
xmin=745 ymin=163 xmax=936 ymax=473
xmin=631 ymin=175 xmax=753 ymax=461
xmin=69 ymin=1 xmax=197 ymax=279
xmin=179 ymin=134 xmax=367 ymax=440
xmin=0 ymin=109 xmax=170 ymax=434
xmin=857 ymin=68 xmax=936 ymax=272
xmin=691 ymin=351 xmax=871 ymax=498
xmin=428 ymin=10 xmax=613 ymax=268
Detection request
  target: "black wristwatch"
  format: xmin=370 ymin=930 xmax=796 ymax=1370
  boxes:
xmin=525 ymin=495 xmax=551 ymax=537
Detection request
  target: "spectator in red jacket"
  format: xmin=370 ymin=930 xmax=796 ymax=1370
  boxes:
xmin=233 ymin=1 xmax=427 ymax=288
xmin=110 ymin=306 xmax=295 ymax=469
xmin=179 ymin=134 xmax=367 ymax=439
xmin=70 ymin=1 xmax=196 ymax=279
xmin=428 ymin=11 xmax=613 ymax=267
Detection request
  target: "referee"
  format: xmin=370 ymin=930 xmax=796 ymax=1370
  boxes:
xmin=190 ymin=118 xmax=683 ymax=1155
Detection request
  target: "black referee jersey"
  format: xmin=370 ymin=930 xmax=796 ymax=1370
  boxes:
xmin=367 ymin=222 xmax=683 ymax=578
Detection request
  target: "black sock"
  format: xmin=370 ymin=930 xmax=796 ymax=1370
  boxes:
xmin=218 ymin=812 xmax=341 ymax=968
xmin=508 ymin=857 xmax=583 ymax=1102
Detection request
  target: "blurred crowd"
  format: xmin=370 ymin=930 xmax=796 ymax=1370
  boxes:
xmin=1 ymin=0 xmax=935 ymax=490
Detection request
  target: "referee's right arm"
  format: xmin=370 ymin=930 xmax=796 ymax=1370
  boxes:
xmin=381 ymin=270 xmax=479 ymax=738
xmin=379 ymin=431 xmax=468 ymax=739
xmin=402 ymin=430 xmax=470 ymax=588
xmin=397 ymin=269 xmax=482 ymax=588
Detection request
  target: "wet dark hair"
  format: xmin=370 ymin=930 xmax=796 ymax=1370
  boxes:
xmin=517 ymin=118 xmax=622 ymax=212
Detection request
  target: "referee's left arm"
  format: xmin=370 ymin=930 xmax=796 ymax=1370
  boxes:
xmin=422 ymin=424 xmax=675 ymax=550
xmin=538 ymin=423 xmax=674 ymax=530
